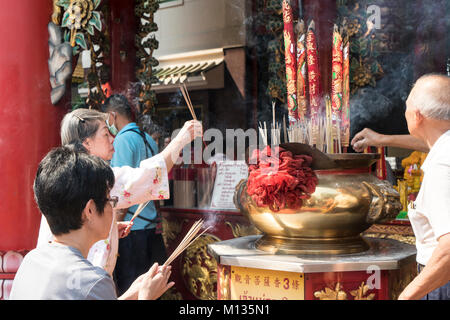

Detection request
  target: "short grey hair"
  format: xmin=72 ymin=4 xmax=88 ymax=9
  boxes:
xmin=410 ymin=74 xmax=450 ymax=121
xmin=60 ymin=108 xmax=108 ymax=146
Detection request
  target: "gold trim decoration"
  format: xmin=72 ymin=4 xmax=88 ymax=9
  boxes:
xmin=218 ymin=265 xmax=231 ymax=300
xmin=364 ymin=233 xmax=416 ymax=246
xmin=181 ymin=233 xmax=221 ymax=300
xmin=160 ymin=287 xmax=183 ymax=300
xmin=225 ymin=222 xmax=261 ymax=238
xmin=161 ymin=218 xmax=186 ymax=249
xmin=51 ymin=0 xmax=110 ymax=109
xmin=363 ymin=223 xmax=416 ymax=246
xmin=314 ymin=283 xmax=348 ymax=300
xmin=52 ymin=0 xmax=62 ymax=24
xmin=350 ymin=282 xmax=376 ymax=300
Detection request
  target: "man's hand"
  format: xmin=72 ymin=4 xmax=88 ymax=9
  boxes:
xmin=118 ymin=263 xmax=174 ymax=300
xmin=351 ymin=128 xmax=384 ymax=152
xmin=351 ymin=128 xmax=429 ymax=153
xmin=137 ymin=263 xmax=174 ymax=300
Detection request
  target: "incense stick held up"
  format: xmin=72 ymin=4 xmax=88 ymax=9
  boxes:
xmin=179 ymin=83 xmax=197 ymax=120
xmin=163 ymin=219 xmax=211 ymax=266
xmin=179 ymin=82 xmax=207 ymax=149
xmin=130 ymin=200 xmax=151 ymax=223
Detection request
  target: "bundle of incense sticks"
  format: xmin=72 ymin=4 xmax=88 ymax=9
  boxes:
xmin=325 ymin=95 xmax=333 ymax=153
xmin=130 ymin=200 xmax=151 ymax=223
xmin=271 ymin=102 xmax=281 ymax=145
xmin=164 ymin=219 xmax=211 ymax=266
xmin=318 ymin=95 xmax=342 ymax=154
xmin=179 ymin=82 xmax=197 ymax=120
xmin=258 ymin=121 xmax=281 ymax=146
xmin=258 ymin=121 xmax=268 ymax=146
xmin=180 ymin=82 xmax=208 ymax=149
xmin=271 ymin=122 xmax=281 ymax=146
xmin=287 ymin=118 xmax=311 ymax=145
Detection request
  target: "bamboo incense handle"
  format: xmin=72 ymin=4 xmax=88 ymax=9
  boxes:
xmin=180 ymin=84 xmax=197 ymax=120
xmin=130 ymin=200 xmax=150 ymax=223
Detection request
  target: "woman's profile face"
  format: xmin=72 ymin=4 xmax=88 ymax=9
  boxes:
xmin=82 ymin=120 xmax=115 ymax=160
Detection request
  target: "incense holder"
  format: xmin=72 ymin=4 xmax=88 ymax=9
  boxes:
xmin=234 ymin=149 xmax=402 ymax=255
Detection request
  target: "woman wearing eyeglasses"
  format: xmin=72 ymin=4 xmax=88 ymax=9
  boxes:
xmin=37 ymin=108 xmax=202 ymax=275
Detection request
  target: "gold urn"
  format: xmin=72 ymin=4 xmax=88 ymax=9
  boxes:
xmin=234 ymin=144 xmax=402 ymax=255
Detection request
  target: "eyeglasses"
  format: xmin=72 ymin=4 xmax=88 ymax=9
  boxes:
xmin=107 ymin=196 xmax=119 ymax=208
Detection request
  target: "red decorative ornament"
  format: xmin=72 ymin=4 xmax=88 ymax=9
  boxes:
xmin=247 ymin=146 xmax=318 ymax=212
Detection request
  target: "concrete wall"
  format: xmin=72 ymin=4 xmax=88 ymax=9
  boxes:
xmin=154 ymin=0 xmax=246 ymax=57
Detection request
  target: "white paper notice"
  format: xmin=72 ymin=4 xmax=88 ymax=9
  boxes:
xmin=210 ymin=161 xmax=248 ymax=209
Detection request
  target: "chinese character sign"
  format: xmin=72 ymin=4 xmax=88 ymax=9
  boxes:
xmin=230 ymin=266 xmax=304 ymax=300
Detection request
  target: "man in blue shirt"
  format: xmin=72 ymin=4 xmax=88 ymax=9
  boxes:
xmin=102 ymin=94 xmax=166 ymax=296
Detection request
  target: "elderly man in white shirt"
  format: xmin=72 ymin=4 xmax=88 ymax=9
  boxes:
xmin=398 ymin=74 xmax=450 ymax=300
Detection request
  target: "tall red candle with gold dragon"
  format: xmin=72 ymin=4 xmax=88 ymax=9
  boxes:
xmin=341 ymin=37 xmax=350 ymax=148
xmin=282 ymin=0 xmax=298 ymax=123
xmin=296 ymin=19 xmax=308 ymax=120
xmin=331 ymin=25 xmax=343 ymax=149
xmin=306 ymin=20 xmax=321 ymax=144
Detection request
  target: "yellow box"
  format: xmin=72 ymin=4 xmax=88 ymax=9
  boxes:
xmin=230 ymin=266 xmax=304 ymax=300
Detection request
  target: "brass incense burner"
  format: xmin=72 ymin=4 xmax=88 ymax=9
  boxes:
xmin=234 ymin=143 xmax=402 ymax=255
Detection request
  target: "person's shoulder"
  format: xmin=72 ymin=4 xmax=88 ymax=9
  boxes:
xmin=84 ymin=267 xmax=117 ymax=300
xmin=433 ymin=134 xmax=450 ymax=165
xmin=116 ymin=129 xmax=137 ymax=141
xmin=146 ymin=133 xmax=159 ymax=152
xmin=68 ymin=256 xmax=116 ymax=299
xmin=11 ymin=245 xmax=114 ymax=300
xmin=24 ymin=243 xmax=63 ymax=262
xmin=121 ymin=126 xmax=145 ymax=141
xmin=144 ymin=131 xmax=152 ymax=140
xmin=114 ymin=130 xmax=140 ymax=149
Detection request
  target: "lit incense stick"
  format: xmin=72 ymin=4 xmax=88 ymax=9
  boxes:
xmin=164 ymin=219 xmax=209 ymax=266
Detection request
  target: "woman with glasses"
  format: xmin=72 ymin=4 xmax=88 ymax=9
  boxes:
xmin=37 ymin=108 xmax=202 ymax=275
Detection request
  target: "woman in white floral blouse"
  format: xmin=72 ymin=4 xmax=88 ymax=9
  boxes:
xmin=37 ymin=108 xmax=202 ymax=275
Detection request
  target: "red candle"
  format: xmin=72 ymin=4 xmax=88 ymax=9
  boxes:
xmin=306 ymin=20 xmax=322 ymax=144
xmin=296 ymin=20 xmax=308 ymax=120
xmin=341 ymin=38 xmax=350 ymax=148
xmin=331 ymin=25 xmax=343 ymax=116
xmin=282 ymin=0 xmax=298 ymax=123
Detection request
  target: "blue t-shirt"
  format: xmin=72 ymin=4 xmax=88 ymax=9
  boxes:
xmin=111 ymin=122 xmax=159 ymax=230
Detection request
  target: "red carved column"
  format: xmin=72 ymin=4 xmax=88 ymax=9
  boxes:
xmin=109 ymin=0 xmax=137 ymax=94
xmin=0 ymin=0 xmax=67 ymax=252
xmin=0 ymin=0 xmax=68 ymax=298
